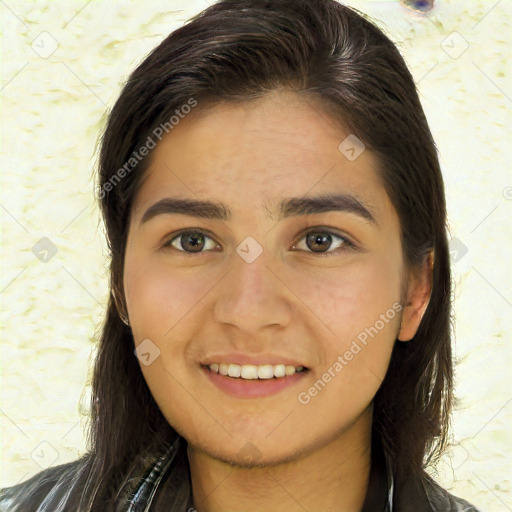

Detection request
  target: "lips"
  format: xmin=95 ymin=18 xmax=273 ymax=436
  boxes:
xmin=200 ymin=353 xmax=309 ymax=397
xmin=202 ymin=363 xmax=309 ymax=398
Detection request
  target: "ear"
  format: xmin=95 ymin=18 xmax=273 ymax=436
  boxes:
xmin=112 ymin=283 xmax=130 ymax=326
xmin=398 ymin=251 xmax=433 ymax=342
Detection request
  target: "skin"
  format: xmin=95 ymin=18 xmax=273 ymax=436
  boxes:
xmin=123 ymin=89 xmax=431 ymax=512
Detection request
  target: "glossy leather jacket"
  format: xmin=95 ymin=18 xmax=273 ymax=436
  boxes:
xmin=0 ymin=434 xmax=482 ymax=511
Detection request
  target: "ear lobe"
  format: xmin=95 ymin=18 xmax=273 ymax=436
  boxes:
xmin=397 ymin=251 xmax=434 ymax=342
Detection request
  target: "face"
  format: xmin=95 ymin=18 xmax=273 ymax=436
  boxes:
xmin=123 ymin=90 xmax=414 ymax=466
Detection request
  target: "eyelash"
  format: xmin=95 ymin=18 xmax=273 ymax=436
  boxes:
xmin=162 ymin=227 xmax=356 ymax=257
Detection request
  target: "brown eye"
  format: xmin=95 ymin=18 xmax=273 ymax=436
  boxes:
xmin=292 ymin=229 xmax=354 ymax=256
xmin=305 ymin=232 xmax=334 ymax=253
xmin=165 ymin=231 xmax=219 ymax=253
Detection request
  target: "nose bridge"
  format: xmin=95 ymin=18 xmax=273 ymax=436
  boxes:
xmin=213 ymin=243 xmax=291 ymax=331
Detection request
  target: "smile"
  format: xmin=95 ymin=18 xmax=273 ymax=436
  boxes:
xmin=202 ymin=362 xmax=309 ymax=398
xmin=207 ymin=363 xmax=306 ymax=379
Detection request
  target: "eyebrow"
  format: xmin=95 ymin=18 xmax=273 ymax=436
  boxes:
xmin=140 ymin=193 xmax=376 ymax=225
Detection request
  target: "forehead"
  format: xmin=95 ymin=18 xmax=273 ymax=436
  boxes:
xmin=131 ymin=90 xmax=388 ymax=221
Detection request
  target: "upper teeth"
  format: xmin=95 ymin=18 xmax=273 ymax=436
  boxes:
xmin=208 ymin=363 xmax=304 ymax=379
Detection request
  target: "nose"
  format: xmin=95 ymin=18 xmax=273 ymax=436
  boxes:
xmin=213 ymin=248 xmax=292 ymax=333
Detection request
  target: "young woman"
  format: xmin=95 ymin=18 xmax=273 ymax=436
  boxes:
xmin=0 ymin=0 xmax=482 ymax=510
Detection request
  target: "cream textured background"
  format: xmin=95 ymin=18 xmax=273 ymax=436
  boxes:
xmin=1 ymin=1 xmax=511 ymax=509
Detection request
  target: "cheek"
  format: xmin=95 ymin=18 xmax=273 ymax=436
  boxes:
xmin=293 ymin=263 xmax=401 ymax=419
xmin=290 ymin=256 xmax=402 ymax=341
xmin=123 ymin=253 xmax=211 ymax=425
xmin=290 ymin=254 xmax=402 ymax=391
xmin=123 ymin=251 xmax=205 ymax=343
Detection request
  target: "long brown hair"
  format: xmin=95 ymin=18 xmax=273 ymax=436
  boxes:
xmin=42 ymin=0 xmax=457 ymax=508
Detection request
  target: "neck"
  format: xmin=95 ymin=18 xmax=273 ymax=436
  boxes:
xmin=187 ymin=408 xmax=373 ymax=512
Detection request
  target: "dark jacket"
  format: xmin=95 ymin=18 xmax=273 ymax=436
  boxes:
xmin=0 ymin=433 xmax=482 ymax=511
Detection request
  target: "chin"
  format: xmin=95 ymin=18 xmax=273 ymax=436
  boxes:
xmin=189 ymin=437 xmax=310 ymax=469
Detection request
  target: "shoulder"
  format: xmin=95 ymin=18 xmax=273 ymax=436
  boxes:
xmin=414 ymin=474 xmax=480 ymax=512
xmin=421 ymin=475 xmax=482 ymax=512
xmin=392 ymin=465 xmax=482 ymax=512
xmin=0 ymin=456 xmax=90 ymax=512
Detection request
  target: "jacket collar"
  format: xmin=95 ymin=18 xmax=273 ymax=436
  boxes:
xmin=127 ymin=431 xmax=396 ymax=512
